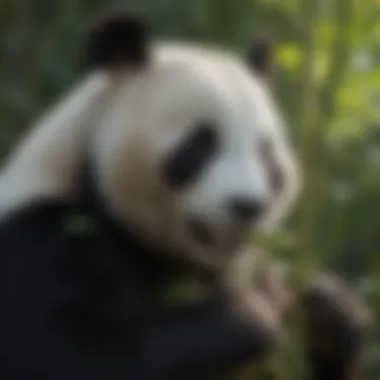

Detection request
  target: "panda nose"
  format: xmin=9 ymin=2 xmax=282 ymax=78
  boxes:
xmin=229 ymin=198 xmax=266 ymax=223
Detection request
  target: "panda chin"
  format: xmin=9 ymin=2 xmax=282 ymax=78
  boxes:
xmin=188 ymin=219 xmax=250 ymax=255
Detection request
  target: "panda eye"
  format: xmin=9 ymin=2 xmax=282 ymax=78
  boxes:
xmin=258 ymin=136 xmax=284 ymax=193
xmin=258 ymin=135 xmax=273 ymax=160
xmin=163 ymin=124 xmax=218 ymax=187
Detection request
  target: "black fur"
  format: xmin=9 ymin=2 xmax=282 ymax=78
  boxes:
xmin=162 ymin=124 xmax=219 ymax=187
xmin=247 ymin=39 xmax=273 ymax=76
xmin=0 ymin=187 xmax=278 ymax=379
xmin=302 ymin=277 xmax=371 ymax=380
xmin=0 ymin=163 xmax=370 ymax=379
xmin=85 ymin=12 xmax=149 ymax=69
xmin=259 ymin=137 xmax=285 ymax=194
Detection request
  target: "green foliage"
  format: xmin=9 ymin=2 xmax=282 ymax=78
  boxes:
xmin=0 ymin=0 xmax=379 ymax=378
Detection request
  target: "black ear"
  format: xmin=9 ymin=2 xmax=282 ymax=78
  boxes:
xmin=85 ymin=12 xmax=149 ymax=70
xmin=246 ymin=39 xmax=273 ymax=77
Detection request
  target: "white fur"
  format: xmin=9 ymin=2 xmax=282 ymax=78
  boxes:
xmin=0 ymin=42 xmax=300 ymax=268
xmin=0 ymin=72 xmax=113 ymax=216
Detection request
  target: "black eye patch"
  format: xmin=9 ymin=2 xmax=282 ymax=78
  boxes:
xmin=163 ymin=125 xmax=218 ymax=187
xmin=259 ymin=136 xmax=284 ymax=193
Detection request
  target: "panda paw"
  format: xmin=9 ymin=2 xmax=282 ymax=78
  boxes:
xmin=302 ymin=274 xmax=373 ymax=379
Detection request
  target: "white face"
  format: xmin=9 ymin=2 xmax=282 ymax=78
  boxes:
xmin=92 ymin=44 xmax=299 ymax=269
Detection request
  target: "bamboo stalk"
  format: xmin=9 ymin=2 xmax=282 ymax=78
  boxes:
xmin=295 ymin=0 xmax=353 ymax=283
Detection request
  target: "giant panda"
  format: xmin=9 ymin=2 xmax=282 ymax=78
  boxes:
xmin=0 ymin=12 xmax=371 ymax=380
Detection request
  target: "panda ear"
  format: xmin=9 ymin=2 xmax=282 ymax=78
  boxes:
xmin=85 ymin=12 xmax=150 ymax=70
xmin=246 ymin=39 xmax=273 ymax=77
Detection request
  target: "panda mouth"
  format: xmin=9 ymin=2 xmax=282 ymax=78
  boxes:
xmin=188 ymin=219 xmax=249 ymax=253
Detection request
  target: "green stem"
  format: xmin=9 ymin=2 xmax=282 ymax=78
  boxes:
xmin=295 ymin=0 xmax=353 ymax=284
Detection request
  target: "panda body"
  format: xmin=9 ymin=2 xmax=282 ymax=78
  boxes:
xmin=0 ymin=13 xmax=367 ymax=380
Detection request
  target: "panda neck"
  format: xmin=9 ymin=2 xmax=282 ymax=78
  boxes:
xmin=76 ymin=158 xmax=146 ymax=248
xmin=76 ymin=159 xmax=189 ymax=275
xmin=76 ymin=160 xmax=217 ymax=284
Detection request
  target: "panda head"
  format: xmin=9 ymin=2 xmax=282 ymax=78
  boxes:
xmin=4 ymin=13 xmax=299 ymax=270
xmin=80 ymin=13 xmax=300 ymax=269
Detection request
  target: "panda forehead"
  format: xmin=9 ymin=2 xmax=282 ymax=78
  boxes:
xmin=143 ymin=44 xmax=273 ymax=132
xmin=149 ymin=66 xmax=235 ymax=123
xmin=104 ymin=43 xmax=282 ymax=150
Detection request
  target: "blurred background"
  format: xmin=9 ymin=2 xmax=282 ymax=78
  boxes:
xmin=0 ymin=0 xmax=379 ymax=378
